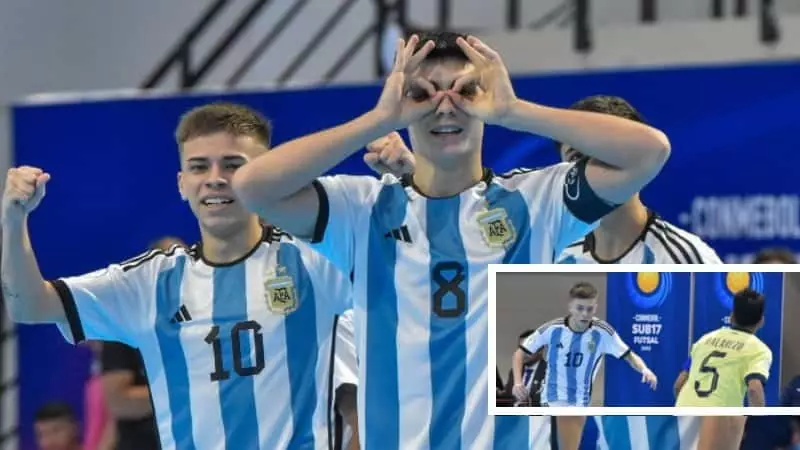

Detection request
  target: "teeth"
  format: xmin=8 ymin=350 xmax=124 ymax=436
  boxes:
xmin=203 ymin=198 xmax=232 ymax=205
xmin=432 ymin=126 xmax=462 ymax=134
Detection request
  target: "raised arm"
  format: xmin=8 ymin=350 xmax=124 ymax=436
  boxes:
xmin=233 ymin=36 xmax=439 ymax=238
xmin=448 ymin=36 xmax=670 ymax=205
xmin=1 ymin=167 xmax=64 ymax=325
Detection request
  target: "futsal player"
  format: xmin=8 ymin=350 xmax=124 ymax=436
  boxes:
xmin=1 ymin=103 xmax=356 ymax=450
xmin=676 ymin=288 xmax=771 ymax=450
xmin=233 ymin=30 xmax=670 ymax=448
xmin=554 ymin=95 xmax=721 ymax=264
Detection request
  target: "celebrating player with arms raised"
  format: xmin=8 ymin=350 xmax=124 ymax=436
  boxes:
xmin=2 ymin=103 xmax=357 ymax=450
xmin=234 ymin=31 xmax=670 ymax=448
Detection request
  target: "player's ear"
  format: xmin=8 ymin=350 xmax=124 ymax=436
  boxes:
xmin=177 ymin=172 xmax=187 ymax=201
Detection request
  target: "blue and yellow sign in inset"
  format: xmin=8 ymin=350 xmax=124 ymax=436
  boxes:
xmin=713 ymin=272 xmax=764 ymax=310
xmin=625 ymin=272 xmax=673 ymax=309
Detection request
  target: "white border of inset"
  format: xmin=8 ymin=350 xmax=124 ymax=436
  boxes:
xmin=487 ymin=264 xmax=800 ymax=417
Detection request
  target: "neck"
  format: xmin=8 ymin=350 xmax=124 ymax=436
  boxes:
xmin=591 ymin=196 xmax=648 ymax=259
xmin=200 ymin=216 xmax=263 ymax=264
xmin=568 ymin=315 xmax=586 ymax=332
xmin=411 ymin=151 xmax=484 ymax=197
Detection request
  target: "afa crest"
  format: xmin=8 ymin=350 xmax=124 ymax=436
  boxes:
xmin=476 ymin=208 xmax=516 ymax=248
xmin=586 ymin=338 xmax=597 ymax=353
xmin=264 ymin=266 xmax=298 ymax=315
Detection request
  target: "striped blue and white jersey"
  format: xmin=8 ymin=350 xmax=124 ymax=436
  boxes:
xmin=594 ymin=416 xmax=700 ymax=450
xmin=309 ymin=159 xmax=617 ymax=449
xmin=52 ymin=227 xmax=352 ymax=450
xmin=557 ymin=211 xmax=721 ymax=264
xmin=528 ymin=416 xmax=702 ymax=449
xmin=521 ymin=317 xmax=630 ymax=407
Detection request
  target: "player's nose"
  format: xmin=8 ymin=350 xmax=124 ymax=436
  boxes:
xmin=435 ymin=95 xmax=457 ymax=115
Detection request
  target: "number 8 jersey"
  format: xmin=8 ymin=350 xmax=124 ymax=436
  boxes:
xmin=309 ymin=159 xmax=617 ymax=449
xmin=51 ymin=226 xmax=353 ymax=450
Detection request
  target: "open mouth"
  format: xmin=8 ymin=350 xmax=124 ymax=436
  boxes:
xmin=202 ymin=197 xmax=234 ymax=207
xmin=430 ymin=125 xmax=463 ymax=136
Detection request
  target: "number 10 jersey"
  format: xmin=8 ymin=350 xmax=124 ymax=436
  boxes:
xmin=52 ymin=227 xmax=352 ymax=450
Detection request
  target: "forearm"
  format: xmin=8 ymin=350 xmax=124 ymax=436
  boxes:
xmin=512 ymin=350 xmax=525 ymax=384
xmin=108 ymin=386 xmax=153 ymax=419
xmin=499 ymin=100 xmax=670 ymax=169
xmin=625 ymin=353 xmax=648 ymax=373
xmin=234 ymin=110 xmax=394 ymax=203
xmin=747 ymin=385 xmax=766 ymax=407
xmin=1 ymin=219 xmax=61 ymax=323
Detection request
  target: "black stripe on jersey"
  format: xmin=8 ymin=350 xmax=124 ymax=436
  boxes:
xmin=619 ymin=348 xmax=632 ymax=360
xmin=744 ymin=373 xmax=767 ymax=386
xmin=496 ymin=167 xmax=543 ymax=179
xmin=652 ymin=221 xmax=693 ymax=263
xmin=120 ymin=245 xmax=183 ymax=272
xmin=538 ymin=318 xmax=564 ymax=333
xmin=563 ymin=157 xmax=620 ymax=224
xmin=592 ymin=319 xmax=616 ymax=335
xmin=326 ymin=314 xmax=340 ymax=450
xmin=659 ymin=221 xmax=705 ymax=263
xmin=648 ymin=227 xmax=682 ymax=263
xmin=311 ymin=179 xmax=331 ymax=245
xmin=519 ymin=344 xmax=533 ymax=355
xmin=49 ymin=279 xmax=85 ymax=344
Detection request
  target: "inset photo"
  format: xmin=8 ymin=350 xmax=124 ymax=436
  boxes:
xmin=490 ymin=266 xmax=800 ymax=417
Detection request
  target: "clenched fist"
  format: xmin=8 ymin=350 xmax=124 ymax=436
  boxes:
xmin=2 ymin=166 xmax=51 ymax=225
xmin=364 ymin=132 xmax=415 ymax=178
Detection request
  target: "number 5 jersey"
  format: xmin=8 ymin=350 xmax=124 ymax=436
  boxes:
xmin=51 ymin=226 xmax=354 ymax=450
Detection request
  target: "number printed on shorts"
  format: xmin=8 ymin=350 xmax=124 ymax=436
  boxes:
xmin=431 ymin=261 xmax=467 ymax=318
xmin=205 ymin=321 xmax=266 ymax=382
xmin=694 ymin=351 xmax=727 ymax=397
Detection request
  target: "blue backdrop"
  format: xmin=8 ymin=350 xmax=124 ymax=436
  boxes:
xmin=10 ymin=61 xmax=800 ymax=448
xmin=604 ymin=272 xmax=692 ymax=406
xmin=692 ymin=272 xmax=784 ymax=405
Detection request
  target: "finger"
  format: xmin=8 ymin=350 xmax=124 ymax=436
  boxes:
xmin=363 ymin=153 xmax=387 ymax=175
xmin=467 ymin=36 xmax=501 ymax=62
xmin=452 ymin=72 xmax=480 ymax=93
xmin=456 ymin=37 xmax=486 ymax=67
xmin=406 ymin=40 xmax=435 ymax=73
xmin=403 ymin=34 xmax=420 ymax=61
xmin=15 ymin=166 xmax=44 ymax=176
xmin=447 ymin=92 xmax=473 ymax=114
xmin=366 ymin=136 xmax=390 ymax=153
xmin=392 ymin=38 xmax=406 ymax=72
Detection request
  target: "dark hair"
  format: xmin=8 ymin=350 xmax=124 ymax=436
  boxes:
xmin=176 ymin=102 xmax=271 ymax=148
xmin=413 ymin=30 xmax=468 ymax=63
xmin=753 ymin=247 xmax=797 ymax=264
xmin=732 ymin=288 xmax=766 ymax=327
xmin=35 ymin=402 xmax=76 ymax=422
xmin=569 ymin=281 xmax=597 ymax=300
xmin=556 ymin=95 xmax=645 ymax=153
xmin=518 ymin=328 xmax=536 ymax=340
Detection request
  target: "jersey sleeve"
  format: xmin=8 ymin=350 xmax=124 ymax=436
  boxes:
xmin=309 ymin=175 xmax=382 ymax=274
xmin=50 ymin=250 xmax=172 ymax=347
xmin=513 ymin=159 xmax=619 ymax=257
xmin=520 ymin=326 xmax=549 ymax=354
xmin=600 ymin=326 xmax=631 ymax=359
xmin=296 ymin=239 xmax=353 ymax=315
xmin=332 ymin=310 xmax=358 ymax=388
xmin=744 ymin=345 xmax=773 ymax=386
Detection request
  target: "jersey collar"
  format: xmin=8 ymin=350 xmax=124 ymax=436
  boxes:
xmin=730 ymin=325 xmax=755 ymax=334
xmin=583 ymin=208 xmax=658 ymax=263
xmin=400 ymin=168 xmax=494 ymax=199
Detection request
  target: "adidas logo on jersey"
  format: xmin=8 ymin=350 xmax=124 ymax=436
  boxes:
xmin=170 ymin=305 xmax=193 ymax=324
xmin=385 ymin=225 xmax=412 ymax=243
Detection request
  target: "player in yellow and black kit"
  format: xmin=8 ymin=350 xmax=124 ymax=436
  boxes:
xmin=676 ymin=288 xmax=772 ymax=450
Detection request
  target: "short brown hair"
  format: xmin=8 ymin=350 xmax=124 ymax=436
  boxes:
xmin=569 ymin=281 xmax=597 ymax=300
xmin=175 ymin=102 xmax=271 ymax=147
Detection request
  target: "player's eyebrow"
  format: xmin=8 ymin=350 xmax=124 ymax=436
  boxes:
xmin=186 ymin=155 xmax=247 ymax=164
